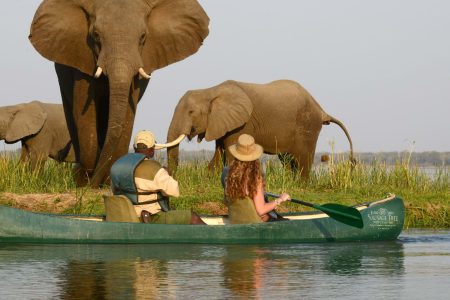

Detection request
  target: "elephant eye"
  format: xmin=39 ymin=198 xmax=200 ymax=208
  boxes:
xmin=188 ymin=110 xmax=194 ymax=115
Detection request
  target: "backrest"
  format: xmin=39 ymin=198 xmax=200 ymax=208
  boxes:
xmin=110 ymin=153 xmax=146 ymax=204
xmin=103 ymin=195 xmax=140 ymax=223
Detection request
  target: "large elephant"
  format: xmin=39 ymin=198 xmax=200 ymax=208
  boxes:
xmin=0 ymin=101 xmax=75 ymax=169
xmin=166 ymin=80 xmax=354 ymax=178
xmin=29 ymin=0 xmax=209 ymax=186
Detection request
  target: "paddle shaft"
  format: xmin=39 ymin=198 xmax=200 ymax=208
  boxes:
xmin=265 ymin=192 xmax=363 ymax=223
xmin=266 ymin=193 xmax=315 ymax=208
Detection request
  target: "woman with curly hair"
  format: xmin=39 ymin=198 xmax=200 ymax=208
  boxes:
xmin=225 ymin=134 xmax=291 ymax=224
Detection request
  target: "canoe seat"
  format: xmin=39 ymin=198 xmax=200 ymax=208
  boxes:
xmin=103 ymin=195 xmax=140 ymax=223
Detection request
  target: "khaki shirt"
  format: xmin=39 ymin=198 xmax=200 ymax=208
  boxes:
xmin=133 ymin=159 xmax=179 ymax=216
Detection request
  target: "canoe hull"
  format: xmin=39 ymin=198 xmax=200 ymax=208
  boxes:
xmin=0 ymin=195 xmax=404 ymax=244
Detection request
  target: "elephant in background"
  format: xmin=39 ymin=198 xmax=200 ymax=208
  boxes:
xmin=0 ymin=101 xmax=75 ymax=169
xmin=29 ymin=0 xmax=209 ymax=187
xmin=166 ymin=80 xmax=355 ymax=179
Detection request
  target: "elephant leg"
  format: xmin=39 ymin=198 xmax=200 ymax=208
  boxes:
xmin=56 ymin=64 xmax=97 ymax=186
xmin=20 ymin=141 xmax=45 ymax=170
xmin=293 ymin=150 xmax=314 ymax=179
xmin=55 ymin=64 xmax=79 ymax=161
xmin=208 ymin=140 xmax=225 ymax=172
xmin=72 ymin=74 xmax=99 ymax=185
xmin=27 ymin=146 xmax=48 ymax=171
xmin=222 ymin=134 xmax=241 ymax=167
xmin=277 ymin=153 xmax=298 ymax=172
xmin=293 ymin=131 xmax=320 ymax=179
xmin=19 ymin=144 xmax=29 ymax=163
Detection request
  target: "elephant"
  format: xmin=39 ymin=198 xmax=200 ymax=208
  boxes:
xmin=29 ymin=0 xmax=209 ymax=187
xmin=0 ymin=101 xmax=75 ymax=169
xmin=166 ymin=80 xmax=355 ymax=178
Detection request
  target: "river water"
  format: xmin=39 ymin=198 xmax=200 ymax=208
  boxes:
xmin=0 ymin=229 xmax=449 ymax=300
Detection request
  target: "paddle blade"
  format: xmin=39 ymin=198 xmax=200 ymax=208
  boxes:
xmin=317 ymin=203 xmax=364 ymax=228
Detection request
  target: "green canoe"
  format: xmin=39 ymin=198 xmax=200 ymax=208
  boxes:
xmin=0 ymin=194 xmax=404 ymax=244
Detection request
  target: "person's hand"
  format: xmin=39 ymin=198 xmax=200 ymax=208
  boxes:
xmin=275 ymin=192 xmax=291 ymax=205
xmin=279 ymin=192 xmax=291 ymax=202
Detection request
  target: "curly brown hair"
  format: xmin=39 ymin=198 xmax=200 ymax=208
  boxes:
xmin=226 ymin=159 xmax=264 ymax=201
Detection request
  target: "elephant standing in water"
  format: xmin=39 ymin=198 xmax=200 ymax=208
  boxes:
xmin=0 ymin=101 xmax=75 ymax=169
xmin=166 ymin=80 xmax=355 ymax=178
xmin=29 ymin=0 xmax=209 ymax=186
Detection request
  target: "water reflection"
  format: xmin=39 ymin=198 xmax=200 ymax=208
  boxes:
xmin=322 ymin=242 xmax=405 ymax=276
xmin=222 ymin=246 xmax=273 ymax=299
xmin=2 ymin=233 xmax=449 ymax=299
xmin=220 ymin=242 xmax=405 ymax=299
xmin=59 ymin=259 xmax=168 ymax=299
xmin=57 ymin=246 xmax=176 ymax=299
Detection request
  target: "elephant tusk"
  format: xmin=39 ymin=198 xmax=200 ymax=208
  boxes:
xmin=154 ymin=134 xmax=186 ymax=150
xmin=138 ymin=68 xmax=151 ymax=79
xmin=94 ymin=67 xmax=103 ymax=78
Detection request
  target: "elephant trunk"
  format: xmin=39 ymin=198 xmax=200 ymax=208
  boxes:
xmin=91 ymin=61 xmax=134 ymax=187
xmin=167 ymin=124 xmax=182 ymax=174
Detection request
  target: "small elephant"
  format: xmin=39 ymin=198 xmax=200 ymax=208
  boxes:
xmin=0 ymin=101 xmax=75 ymax=169
xmin=166 ymin=80 xmax=354 ymax=178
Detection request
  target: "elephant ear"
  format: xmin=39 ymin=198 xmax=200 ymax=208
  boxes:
xmin=29 ymin=0 xmax=95 ymax=76
xmin=205 ymin=82 xmax=253 ymax=141
xmin=142 ymin=0 xmax=209 ymax=73
xmin=6 ymin=101 xmax=47 ymax=142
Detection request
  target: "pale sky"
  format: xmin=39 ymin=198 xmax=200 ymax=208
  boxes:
xmin=1 ymin=1 xmax=449 ymax=153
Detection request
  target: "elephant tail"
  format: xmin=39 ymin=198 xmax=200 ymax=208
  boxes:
xmin=324 ymin=115 xmax=355 ymax=164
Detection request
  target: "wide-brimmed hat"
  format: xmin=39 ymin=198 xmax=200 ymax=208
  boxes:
xmin=229 ymin=134 xmax=263 ymax=161
xmin=134 ymin=130 xmax=156 ymax=149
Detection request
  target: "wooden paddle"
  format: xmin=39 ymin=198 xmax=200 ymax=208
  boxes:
xmin=266 ymin=192 xmax=364 ymax=228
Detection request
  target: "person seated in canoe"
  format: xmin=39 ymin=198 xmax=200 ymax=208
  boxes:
xmin=221 ymin=166 xmax=287 ymax=222
xmin=110 ymin=130 xmax=205 ymax=225
xmin=225 ymin=134 xmax=291 ymax=224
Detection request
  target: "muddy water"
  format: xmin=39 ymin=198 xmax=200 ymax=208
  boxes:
xmin=0 ymin=229 xmax=449 ymax=299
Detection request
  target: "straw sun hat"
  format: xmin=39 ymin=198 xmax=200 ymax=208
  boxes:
xmin=229 ymin=134 xmax=263 ymax=161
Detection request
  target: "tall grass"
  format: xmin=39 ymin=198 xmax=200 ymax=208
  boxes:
xmin=263 ymin=153 xmax=448 ymax=195
xmin=0 ymin=153 xmax=75 ymax=193
xmin=0 ymin=151 xmax=448 ymax=227
xmin=174 ymin=160 xmax=225 ymax=211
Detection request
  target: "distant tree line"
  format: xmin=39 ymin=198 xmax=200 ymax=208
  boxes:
xmin=346 ymin=151 xmax=449 ymax=166
xmin=2 ymin=149 xmax=449 ymax=166
xmin=167 ymin=150 xmax=449 ymax=166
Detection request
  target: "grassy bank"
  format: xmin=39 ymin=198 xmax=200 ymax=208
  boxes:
xmin=0 ymin=153 xmax=448 ymax=228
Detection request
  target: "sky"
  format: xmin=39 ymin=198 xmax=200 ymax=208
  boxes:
xmin=0 ymin=0 xmax=449 ymax=154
